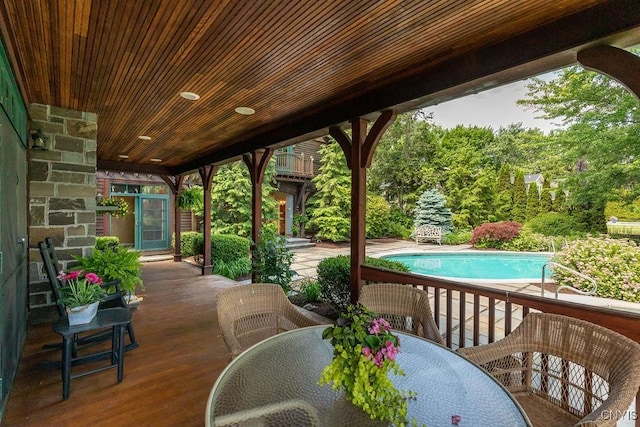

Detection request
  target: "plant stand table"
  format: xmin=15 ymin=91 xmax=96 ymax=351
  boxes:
xmin=205 ymin=326 xmax=532 ymax=426
xmin=53 ymin=307 xmax=131 ymax=400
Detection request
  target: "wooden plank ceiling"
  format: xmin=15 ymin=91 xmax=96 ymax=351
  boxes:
xmin=1 ymin=0 xmax=639 ymax=175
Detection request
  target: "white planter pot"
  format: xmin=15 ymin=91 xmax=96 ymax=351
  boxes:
xmin=67 ymin=301 xmax=100 ymax=325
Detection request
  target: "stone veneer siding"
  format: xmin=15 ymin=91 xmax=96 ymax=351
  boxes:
xmin=28 ymin=104 xmax=98 ymax=323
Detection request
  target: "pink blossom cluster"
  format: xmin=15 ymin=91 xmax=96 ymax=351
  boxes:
xmin=362 ymin=317 xmax=400 ymax=367
xmin=58 ymin=270 xmax=103 ymax=285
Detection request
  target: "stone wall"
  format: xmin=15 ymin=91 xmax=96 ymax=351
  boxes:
xmin=27 ymin=104 xmax=97 ymax=323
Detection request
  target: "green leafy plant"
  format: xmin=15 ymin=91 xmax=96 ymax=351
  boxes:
xmin=96 ymin=197 xmax=129 ymax=217
xmin=74 ymin=246 xmax=144 ymax=295
xmin=176 ymin=186 xmax=203 ymax=211
xmin=442 ymin=228 xmax=472 ymax=245
xmin=552 ymin=236 xmax=640 ymax=302
xmin=213 ymin=258 xmax=252 ymax=280
xmin=525 ymin=212 xmax=581 ymax=237
xmin=95 ymin=236 xmax=120 ymax=251
xmin=317 ymin=255 xmax=410 ymax=310
xmin=57 ymin=270 xmax=107 ymax=308
xmin=319 ymin=305 xmax=418 ymax=426
xmin=300 ymin=278 xmax=322 ymax=302
xmin=253 ymin=227 xmax=295 ymax=291
xmin=171 ymin=231 xmax=201 ymax=257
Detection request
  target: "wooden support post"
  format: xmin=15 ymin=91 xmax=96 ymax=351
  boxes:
xmin=330 ymin=110 xmax=396 ymax=303
xmin=161 ymin=175 xmax=186 ymax=262
xmin=577 ymin=45 xmax=640 ymax=101
xmin=243 ymin=149 xmax=273 ymax=283
xmin=199 ymin=165 xmax=217 ymax=275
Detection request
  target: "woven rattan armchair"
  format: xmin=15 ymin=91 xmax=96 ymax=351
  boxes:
xmin=358 ymin=283 xmax=445 ymax=345
xmin=458 ymin=313 xmax=640 ymax=427
xmin=216 ymin=283 xmax=322 ymax=358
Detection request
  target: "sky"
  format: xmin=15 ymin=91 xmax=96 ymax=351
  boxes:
xmin=423 ymin=73 xmax=562 ymax=134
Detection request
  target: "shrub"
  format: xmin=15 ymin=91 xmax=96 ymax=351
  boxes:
xmin=96 ymin=236 xmax=120 ymax=251
xmin=317 ymin=255 xmax=410 ymax=309
xmin=502 ymin=230 xmax=550 ymax=252
xmin=211 ymin=234 xmax=251 ymax=279
xmin=253 ymin=228 xmax=295 ymax=291
xmin=525 ymin=212 xmax=581 ymax=237
xmin=171 ymin=231 xmax=201 ymax=257
xmin=366 ymin=194 xmax=392 ymax=238
xmin=471 ymin=221 xmax=522 ymax=249
xmin=442 ymin=229 xmax=472 ymax=245
xmin=414 ymin=189 xmax=453 ymax=234
xmin=552 ymin=237 xmax=640 ymax=302
xmin=213 ymin=258 xmax=252 ymax=280
xmin=301 ymin=278 xmax=322 ymax=303
xmin=74 ymin=246 xmax=144 ymax=295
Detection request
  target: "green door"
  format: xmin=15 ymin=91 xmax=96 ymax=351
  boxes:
xmin=138 ymin=196 xmax=169 ymax=250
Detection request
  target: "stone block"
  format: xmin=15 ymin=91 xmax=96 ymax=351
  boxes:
xmin=29 ymin=292 xmax=49 ymax=307
xmin=60 ymin=151 xmax=84 ymax=164
xmin=77 ymin=211 xmax=96 ymax=224
xmin=55 ymin=248 xmax=83 ymax=262
xmin=51 ymin=161 xmax=94 ymax=173
xmin=85 ymin=139 xmax=97 ymax=150
xmin=67 ymin=236 xmax=96 ymax=247
xmin=30 ymin=196 xmax=47 ymax=205
xmin=29 ymin=280 xmax=51 ymax=293
xmin=50 ymin=116 xmax=64 ymax=124
xmin=30 ymin=205 xmax=45 ymax=226
xmin=50 ymin=171 xmax=87 ymax=184
xmin=84 ymin=112 xmax=97 ymax=123
xmin=49 ymin=211 xmax=75 ymax=225
xmin=29 ymin=160 xmax=50 ymax=181
xmin=54 ymin=134 xmax=84 ymax=153
xmin=29 ymin=149 xmax=61 ymax=161
xmin=29 ymin=227 xmax=64 ymax=247
xmin=29 ymin=104 xmax=48 ymax=121
xmin=49 ymin=198 xmax=86 ymax=210
xmin=30 ymin=120 xmax=64 ymax=135
xmin=85 ymin=150 xmax=96 ymax=166
xmin=57 ymin=184 xmax=96 ymax=198
xmin=29 ymin=182 xmax=55 ymax=197
xmin=67 ymin=225 xmax=86 ymax=236
xmin=50 ymin=106 xmax=83 ymax=119
xmin=66 ymin=119 xmax=97 ymax=139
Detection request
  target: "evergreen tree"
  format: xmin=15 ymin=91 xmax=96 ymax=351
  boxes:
xmin=525 ymin=183 xmax=540 ymax=221
xmin=308 ymin=141 xmax=352 ymax=242
xmin=209 ymin=160 xmax=278 ymax=237
xmin=456 ymin=169 xmax=497 ymax=228
xmin=552 ymin=187 xmax=568 ymax=213
xmin=495 ymin=164 xmax=512 ymax=221
xmin=413 ymin=189 xmax=453 ymax=234
xmin=539 ymin=180 xmax=553 ymax=213
xmin=511 ymin=169 xmax=527 ymax=223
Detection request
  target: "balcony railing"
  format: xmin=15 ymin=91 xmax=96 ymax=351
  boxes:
xmin=275 ymin=152 xmax=314 ymax=177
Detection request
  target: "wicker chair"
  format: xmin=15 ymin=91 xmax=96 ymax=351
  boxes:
xmin=216 ymin=283 xmax=322 ymax=358
xmin=358 ymin=283 xmax=445 ymax=345
xmin=458 ymin=313 xmax=640 ymax=427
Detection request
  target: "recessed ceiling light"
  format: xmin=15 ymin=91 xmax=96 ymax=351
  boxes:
xmin=118 ymin=154 xmax=130 ymax=159
xmin=235 ymin=107 xmax=255 ymax=115
xmin=150 ymin=158 xmax=163 ymax=163
xmin=180 ymin=91 xmax=200 ymax=100
xmin=138 ymin=135 xmax=151 ymax=140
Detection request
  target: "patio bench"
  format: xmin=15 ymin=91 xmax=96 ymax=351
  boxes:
xmin=413 ymin=224 xmax=442 ymax=245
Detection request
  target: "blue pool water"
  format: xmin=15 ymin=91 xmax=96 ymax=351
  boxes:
xmin=382 ymin=252 xmax=550 ymax=281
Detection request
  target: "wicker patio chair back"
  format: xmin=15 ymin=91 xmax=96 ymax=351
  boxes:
xmin=458 ymin=313 xmax=640 ymax=427
xmin=358 ymin=283 xmax=445 ymax=345
xmin=216 ymin=283 xmax=321 ymax=358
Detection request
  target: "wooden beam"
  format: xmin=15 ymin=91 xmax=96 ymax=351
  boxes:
xmin=328 ymin=126 xmax=352 ymax=170
xmin=198 ymin=165 xmax=217 ymax=275
xmin=362 ymin=110 xmax=396 ymax=168
xmin=242 ymin=149 xmax=273 ymax=283
xmin=577 ymin=45 xmax=640 ymax=100
xmin=161 ymin=175 xmax=185 ymax=262
xmin=98 ymin=160 xmax=175 ymax=176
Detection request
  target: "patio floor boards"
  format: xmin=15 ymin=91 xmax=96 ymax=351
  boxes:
xmin=2 ymin=260 xmax=237 ymax=426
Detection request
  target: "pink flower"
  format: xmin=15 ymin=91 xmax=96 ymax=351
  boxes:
xmin=451 ymin=414 xmax=461 ymax=425
xmin=362 ymin=347 xmax=372 ymax=359
xmin=64 ymin=270 xmax=81 ymax=280
xmin=84 ymin=272 xmax=102 ymax=284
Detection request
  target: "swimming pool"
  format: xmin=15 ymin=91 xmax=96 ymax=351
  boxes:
xmin=381 ymin=251 xmax=551 ymax=282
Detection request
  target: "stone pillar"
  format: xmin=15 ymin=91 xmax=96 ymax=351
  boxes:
xmin=27 ymin=104 xmax=98 ymax=324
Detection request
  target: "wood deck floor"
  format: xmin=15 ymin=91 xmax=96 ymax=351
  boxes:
xmin=2 ymin=261 xmax=238 ymax=426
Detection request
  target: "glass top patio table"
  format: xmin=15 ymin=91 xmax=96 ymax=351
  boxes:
xmin=206 ymin=325 xmax=531 ymax=426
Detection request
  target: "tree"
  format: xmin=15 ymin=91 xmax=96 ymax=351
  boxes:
xmin=209 ymin=160 xmax=278 ymax=237
xmin=539 ymin=180 xmax=553 ymax=214
xmin=368 ymin=111 xmax=439 ymax=214
xmin=413 ymin=189 xmax=453 ymax=234
xmin=511 ymin=169 xmax=527 ymax=223
xmin=309 ymin=140 xmax=351 ymax=242
xmin=495 ymin=164 xmax=513 ymax=221
xmin=525 ymin=183 xmax=540 ymax=221
xmin=519 ymin=50 xmax=640 ymax=210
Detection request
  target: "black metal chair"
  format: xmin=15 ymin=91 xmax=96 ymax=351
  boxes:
xmin=38 ymin=238 xmax=139 ymax=355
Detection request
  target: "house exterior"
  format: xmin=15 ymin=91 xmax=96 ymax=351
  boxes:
xmin=95 ymin=139 xmax=323 ymax=249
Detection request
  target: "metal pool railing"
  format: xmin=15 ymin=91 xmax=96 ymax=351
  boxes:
xmin=540 ymin=262 xmax=597 ymax=299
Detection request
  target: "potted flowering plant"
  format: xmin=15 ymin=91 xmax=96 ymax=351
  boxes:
xmin=57 ymin=270 xmax=107 ymax=325
xmin=319 ymin=304 xmax=418 ymax=426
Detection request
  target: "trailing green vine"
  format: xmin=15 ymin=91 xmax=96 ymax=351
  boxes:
xmin=96 ymin=197 xmax=129 ymax=218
